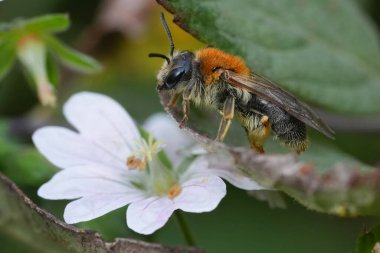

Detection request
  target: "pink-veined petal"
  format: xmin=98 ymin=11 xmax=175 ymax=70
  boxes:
xmin=143 ymin=113 xmax=197 ymax=165
xmin=186 ymin=156 xmax=265 ymax=191
xmin=38 ymin=165 xmax=138 ymax=200
xmin=126 ymin=197 xmax=175 ymax=235
xmin=207 ymin=155 xmax=265 ymax=190
xmin=63 ymin=92 xmax=140 ymax=160
xmin=175 ymin=175 xmax=226 ymax=212
xmin=209 ymin=168 xmax=265 ymax=190
xmin=33 ymin=127 xmax=126 ymax=170
xmin=64 ymin=192 xmax=145 ymax=224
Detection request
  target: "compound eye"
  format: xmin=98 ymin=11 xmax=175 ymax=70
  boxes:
xmin=165 ymin=68 xmax=185 ymax=89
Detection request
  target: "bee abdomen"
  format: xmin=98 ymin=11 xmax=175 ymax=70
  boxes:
xmin=272 ymin=118 xmax=308 ymax=152
xmin=250 ymin=96 xmax=308 ymax=152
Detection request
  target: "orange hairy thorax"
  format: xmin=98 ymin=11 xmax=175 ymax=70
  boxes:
xmin=196 ymin=47 xmax=250 ymax=85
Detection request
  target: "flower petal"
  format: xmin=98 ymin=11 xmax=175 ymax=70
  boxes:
xmin=176 ymin=175 xmax=226 ymax=212
xmin=187 ymin=156 xmax=265 ymax=191
xmin=210 ymin=168 xmax=265 ymax=190
xmin=64 ymin=192 xmax=144 ymax=224
xmin=33 ymin=126 xmax=126 ymax=169
xmin=126 ymin=197 xmax=175 ymax=235
xmin=64 ymin=92 xmax=140 ymax=160
xmin=207 ymin=155 xmax=265 ymax=190
xmin=38 ymin=165 xmax=139 ymax=199
xmin=143 ymin=113 xmax=197 ymax=165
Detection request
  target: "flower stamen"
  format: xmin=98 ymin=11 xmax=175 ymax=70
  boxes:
xmin=127 ymin=156 xmax=146 ymax=170
xmin=168 ymin=184 xmax=182 ymax=199
xmin=129 ymin=134 xmax=163 ymax=162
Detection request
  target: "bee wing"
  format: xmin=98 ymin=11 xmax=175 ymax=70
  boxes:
xmin=221 ymin=71 xmax=335 ymax=138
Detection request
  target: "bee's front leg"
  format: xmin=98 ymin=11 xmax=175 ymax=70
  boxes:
xmin=216 ymin=96 xmax=235 ymax=141
xmin=179 ymin=88 xmax=192 ymax=128
xmin=168 ymin=93 xmax=180 ymax=108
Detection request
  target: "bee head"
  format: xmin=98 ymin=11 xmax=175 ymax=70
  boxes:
xmin=149 ymin=13 xmax=194 ymax=92
xmin=156 ymin=51 xmax=194 ymax=91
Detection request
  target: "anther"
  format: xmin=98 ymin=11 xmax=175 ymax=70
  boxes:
xmin=167 ymin=184 xmax=182 ymax=199
xmin=127 ymin=156 xmax=146 ymax=170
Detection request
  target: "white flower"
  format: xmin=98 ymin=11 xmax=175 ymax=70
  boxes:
xmin=33 ymin=92 xmax=263 ymax=235
xmin=143 ymin=113 xmax=263 ymax=191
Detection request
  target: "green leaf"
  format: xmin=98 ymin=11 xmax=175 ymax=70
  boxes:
xmin=355 ymin=227 xmax=380 ymax=253
xmin=23 ymin=14 xmax=69 ymax=33
xmin=0 ymin=121 xmax=55 ymax=186
xmin=159 ymin=0 xmax=380 ymax=114
xmin=297 ymin=140 xmax=371 ymax=173
xmin=44 ymin=35 xmax=102 ymax=73
xmin=46 ymin=52 xmax=60 ymax=86
xmin=3 ymin=148 xmax=56 ymax=186
xmin=0 ymin=38 xmax=16 ymax=80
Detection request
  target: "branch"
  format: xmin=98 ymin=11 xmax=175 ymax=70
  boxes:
xmin=158 ymin=91 xmax=380 ymax=216
xmin=0 ymin=172 xmax=203 ymax=253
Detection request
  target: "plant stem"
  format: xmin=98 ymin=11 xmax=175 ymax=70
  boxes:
xmin=175 ymin=211 xmax=196 ymax=246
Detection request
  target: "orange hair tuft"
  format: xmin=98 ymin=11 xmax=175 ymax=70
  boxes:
xmin=196 ymin=48 xmax=250 ymax=85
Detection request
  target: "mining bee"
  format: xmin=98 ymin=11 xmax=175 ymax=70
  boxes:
xmin=149 ymin=13 xmax=334 ymax=154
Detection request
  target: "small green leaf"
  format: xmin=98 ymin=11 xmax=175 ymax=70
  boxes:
xmin=23 ymin=14 xmax=69 ymax=33
xmin=0 ymin=39 xmax=16 ymax=80
xmin=159 ymin=0 xmax=380 ymax=114
xmin=355 ymin=227 xmax=380 ymax=253
xmin=44 ymin=35 xmax=102 ymax=73
xmin=46 ymin=52 xmax=60 ymax=87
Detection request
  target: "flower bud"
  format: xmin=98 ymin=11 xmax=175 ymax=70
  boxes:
xmin=17 ymin=35 xmax=56 ymax=107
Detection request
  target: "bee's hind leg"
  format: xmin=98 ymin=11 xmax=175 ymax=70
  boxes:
xmin=246 ymin=115 xmax=271 ymax=154
xmin=216 ymin=96 xmax=235 ymax=142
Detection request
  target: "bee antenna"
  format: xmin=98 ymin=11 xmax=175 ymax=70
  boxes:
xmin=148 ymin=53 xmax=170 ymax=64
xmin=160 ymin=12 xmax=175 ymax=57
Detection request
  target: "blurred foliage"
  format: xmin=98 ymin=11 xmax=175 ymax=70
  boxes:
xmin=0 ymin=14 xmax=100 ymax=107
xmin=0 ymin=120 xmax=56 ymax=186
xmin=355 ymin=226 xmax=380 ymax=253
xmin=0 ymin=0 xmax=380 ymax=253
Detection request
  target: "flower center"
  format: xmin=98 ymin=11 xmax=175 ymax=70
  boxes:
xmin=126 ymin=133 xmax=177 ymax=196
xmin=126 ymin=134 xmax=162 ymax=170
xmin=127 ymin=134 xmax=162 ymax=164
xmin=167 ymin=184 xmax=182 ymax=199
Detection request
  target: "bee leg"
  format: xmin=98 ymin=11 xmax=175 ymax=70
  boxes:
xmin=260 ymin=115 xmax=270 ymax=128
xmin=247 ymin=115 xmax=271 ymax=154
xmin=249 ymin=140 xmax=265 ymax=154
xmin=216 ymin=96 xmax=235 ymax=142
xmin=179 ymin=88 xmax=192 ymax=128
xmin=168 ymin=93 xmax=180 ymax=108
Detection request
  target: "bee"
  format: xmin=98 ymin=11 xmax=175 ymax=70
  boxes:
xmin=149 ymin=13 xmax=334 ymax=154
